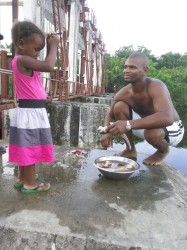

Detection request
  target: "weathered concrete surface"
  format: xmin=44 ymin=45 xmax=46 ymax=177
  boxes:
xmin=0 ymin=143 xmax=187 ymax=250
xmin=48 ymin=101 xmax=109 ymax=148
xmin=47 ymin=96 xmax=111 ymax=147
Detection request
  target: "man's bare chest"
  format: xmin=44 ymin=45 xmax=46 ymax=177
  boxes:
xmin=127 ymin=94 xmax=154 ymax=117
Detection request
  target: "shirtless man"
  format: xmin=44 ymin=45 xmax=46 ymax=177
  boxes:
xmin=101 ymin=52 xmax=184 ymax=166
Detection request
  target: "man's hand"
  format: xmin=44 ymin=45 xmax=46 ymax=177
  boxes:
xmin=105 ymin=120 xmax=126 ymax=136
xmin=100 ymin=133 xmax=112 ymax=148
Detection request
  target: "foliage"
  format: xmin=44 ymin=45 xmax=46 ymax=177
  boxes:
xmin=0 ymin=43 xmax=12 ymax=51
xmin=156 ymin=52 xmax=187 ymax=69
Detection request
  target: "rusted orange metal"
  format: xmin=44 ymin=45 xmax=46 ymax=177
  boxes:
xmin=0 ymin=0 xmax=107 ymax=105
xmin=0 ymin=49 xmax=106 ymax=103
xmin=0 ymin=51 xmax=15 ymax=101
xmin=0 ymin=65 xmax=17 ymax=140
xmin=0 ymin=51 xmax=8 ymax=98
xmin=52 ymin=0 xmax=69 ymax=81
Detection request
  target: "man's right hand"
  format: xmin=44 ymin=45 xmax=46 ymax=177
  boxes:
xmin=100 ymin=133 xmax=112 ymax=148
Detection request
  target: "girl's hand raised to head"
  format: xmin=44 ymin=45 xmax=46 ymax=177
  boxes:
xmin=47 ymin=33 xmax=60 ymax=47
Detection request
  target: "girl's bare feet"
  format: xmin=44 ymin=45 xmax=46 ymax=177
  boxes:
xmin=23 ymin=181 xmax=49 ymax=190
xmin=22 ymin=182 xmax=50 ymax=193
xmin=14 ymin=178 xmax=25 ymax=188
xmin=15 ymin=178 xmax=24 ymax=183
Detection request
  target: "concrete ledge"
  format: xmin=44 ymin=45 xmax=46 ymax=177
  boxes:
xmin=0 ymin=226 xmax=142 ymax=250
xmin=48 ymin=100 xmax=109 ymax=147
xmin=1 ymin=146 xmax=187 ymax=249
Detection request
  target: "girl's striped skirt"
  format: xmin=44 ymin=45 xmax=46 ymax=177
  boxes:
xmin=9 ymin=99 xmax=54 ymax=166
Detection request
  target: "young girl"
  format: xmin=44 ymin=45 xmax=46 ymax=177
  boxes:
xmin=9 ymin=21 xmax=60 ymax=193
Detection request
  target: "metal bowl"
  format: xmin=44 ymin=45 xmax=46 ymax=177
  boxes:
xmin=94 ymin=156 xmax=140 ymax=180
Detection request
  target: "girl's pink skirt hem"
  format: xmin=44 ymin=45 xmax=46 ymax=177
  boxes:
xmin=9 ymin=144 xmax=54 ymax=166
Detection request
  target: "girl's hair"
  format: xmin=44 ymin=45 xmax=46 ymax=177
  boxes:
xmin=11 ymin=21 xmax=45 ymax=46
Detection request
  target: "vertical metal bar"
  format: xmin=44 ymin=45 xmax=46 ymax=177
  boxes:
xmin=52 ymin=0 xmax=69 ymax=101
xmin=12 ymin=0 xmax=18 ymax=57
xmin=1 ymin=110 xmax=5 ymax=140
xmin=1 ymin=50 xmax=8 ymax=98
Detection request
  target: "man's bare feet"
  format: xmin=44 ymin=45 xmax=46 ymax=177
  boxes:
xmin=143 ymin=150 xmax=169 ymax=166
xmin=114 ymin=149 xmax=137 ymax=160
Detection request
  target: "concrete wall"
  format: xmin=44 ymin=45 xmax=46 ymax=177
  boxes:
xmin=1 ymin=108 xmax=15 ymax=142
xmin=47 ymin=96 xmax=112 ymax=148
xmin=1 ymin=96 xmax=113 ymax=148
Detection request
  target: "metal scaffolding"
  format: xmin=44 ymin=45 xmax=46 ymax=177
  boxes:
xmin=0 ymin=0 xmax=108 ymax=104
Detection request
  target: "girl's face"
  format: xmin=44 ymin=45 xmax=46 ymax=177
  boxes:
xmin=18 ymin=33 xmax=45 ymax=58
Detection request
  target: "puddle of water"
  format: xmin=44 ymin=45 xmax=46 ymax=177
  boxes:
xmin=1 ymin=141 xmax=187 ymax=181
xmin=109 ymin=141 xmax=187 ymax=177
xmin=2 ymin=167 xmax=14 ymax=176
xmin=164 ymin=147 xmax=187 ymax=176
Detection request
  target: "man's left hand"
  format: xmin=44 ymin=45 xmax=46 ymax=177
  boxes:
xmin=105 ymin=120 xmax=126 ymax=135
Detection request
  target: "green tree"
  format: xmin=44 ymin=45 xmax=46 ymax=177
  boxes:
xmin=157 ymin=52 xmax=182 ymax=69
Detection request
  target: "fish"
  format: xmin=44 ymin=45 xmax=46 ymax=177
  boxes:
xmin=111 ymin=165 xmax=135 ymax=172
xmin=97 ymin=160 xmax=135 ymax=172
xmin=98 ymin=126 xmax=108 ymax=134
xmin=98 ymin=124 xmax=131 ymax=150
xmin=97 ymin=161 xmax=112 ymax=168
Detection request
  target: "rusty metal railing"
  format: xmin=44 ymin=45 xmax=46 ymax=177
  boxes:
xmin=0 ymin=68 xmax=16 ymax=111
xmin=0 ymin=68 xmax=105 ymax=105
xmin=43 ymin=77 xmax=105 ymax=102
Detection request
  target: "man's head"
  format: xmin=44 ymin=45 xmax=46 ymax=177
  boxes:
xmin=0 ymin=34 xmax=4 ymax=40
xmin=124 ymin=52 xmax=148 ymax=83
xmin=128 ymin=52 xmax=148 ymax=67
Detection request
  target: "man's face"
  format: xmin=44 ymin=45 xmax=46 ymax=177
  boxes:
xmin=123 ymin=57 xmax=147 ymax=83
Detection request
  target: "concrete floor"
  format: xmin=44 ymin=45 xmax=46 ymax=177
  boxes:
xmin=0 ymin=143 xmax=187 ymax=250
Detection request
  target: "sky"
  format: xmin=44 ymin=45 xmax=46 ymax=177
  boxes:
xmin=0 ymin=0 xmax=23 ymax=47
xmin=0 ymin=0 xmax=186 ymax=57
xmin=87 ymin=0 xmax=187 ymax=57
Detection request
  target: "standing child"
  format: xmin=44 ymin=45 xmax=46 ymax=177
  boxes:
xmin=9 ymin=21 xmax=60 ymax=193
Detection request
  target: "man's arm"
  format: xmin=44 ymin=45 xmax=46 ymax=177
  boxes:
xmin=100 ymin=87 xmax=126 ymax=147
xmin=103 ymin=101 xmax=116 ymax=126
xmin=131 ymin=81 xmax=177 ymax=129
xmin=106 ymin=81 xmax=178 ymax=135
xmin=103 ymin=86 xmax=128 ymax=126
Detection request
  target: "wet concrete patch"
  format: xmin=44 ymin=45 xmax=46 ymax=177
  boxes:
xmin=0 ymin=145 xmax=187 ymax=249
